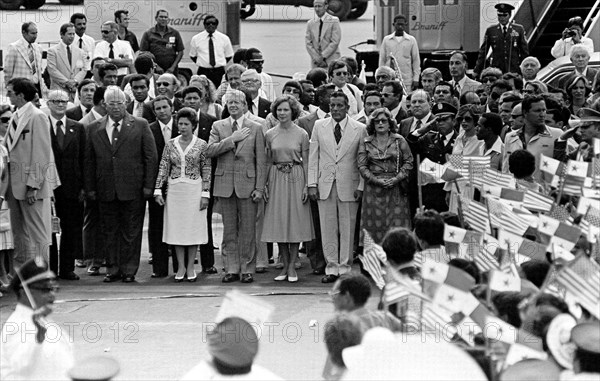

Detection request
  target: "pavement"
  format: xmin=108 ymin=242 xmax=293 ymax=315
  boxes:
xmin=0 ymin=214 xmax=369 ymax=380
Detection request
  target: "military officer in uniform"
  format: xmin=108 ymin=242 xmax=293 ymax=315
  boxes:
xmin=405 ymin=102 xmax=458 ymax=212
xmin=474 ymin=3 xmax=528 ymax=78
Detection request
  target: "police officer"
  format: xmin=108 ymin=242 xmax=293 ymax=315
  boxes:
xmin=474 ymin=3 xmax=528 ymax=78
xmin=406 ymin=102 xmax=458 ymax=212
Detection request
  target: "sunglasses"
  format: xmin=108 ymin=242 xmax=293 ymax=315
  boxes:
xmin=0 ymin=117 xmax=11 ymax=123
xmin=204 ymin=21 xmax=217 ymax=26
xmin=156 ymin=81 xmax=171 ymax=87
xmin=481 ymin=77 xmax=497 ymax=83
xmin=101 ymin=30 xmax=111 ymax=34
xmin=457 ymin=116 xmax=474 ymax=123
xmin=333 ymin=71 xmax=349 ymax=76
xmin=374 ymin=119 xmax=389 ymax=124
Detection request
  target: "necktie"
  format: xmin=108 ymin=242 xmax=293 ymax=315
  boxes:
xmin=163 ymin=125 xmax=171 ymax=143
xmin=109 ymin=43 xmax=115 ymax=59
xmin=415 ymin=119 xmax=422 ymax=132
xmin=28 ymin=44 xmax=36 ymax=75
xmin=318 ymin=19 xmax=323 ymax=42
xmin=5 ymin=118 xmax=18 ymax=150
xmin=135 ymin=102 xmax=144 ymax=117
xmin=208 ymin=33 xmax=216 ymax=67
xmin=232 ymin=120 xmax=238 ymax=132
xmin=85 ymin=107 xmax=91 ymax=115
xmin=503 ymin=26 xmax=507 ymax=37
xmin=56 ymin=120 xmax=65 ymax=149
xmin=334 ymin=123 xmax=342 ymax=144
xmin=67 ymin=46 xmax=72 ymax=66
xmin=112 ymin=122 xmax=120 ymax=146
xmin=453 ymin=82 xmax=460 ymax=95
xmin=79 ymin=38 xmax=83 ymax=49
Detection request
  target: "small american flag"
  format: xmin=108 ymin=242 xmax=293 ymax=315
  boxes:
xmin=555 ymin=254 xmax=600 ymax=319
xmin=448 ymin=154 xmax=491 ymax=177
xmin=523 ymin=190 xmax=553 ymax=213
xmin=359 ymin=230 xmax=387 ymax=289
xmin=460 ymin=196 xmax=491 ymax=234
xmin=477 ymin=234 xmax=501 ymax=272
xmin=473 ymin=168 xmax=516 ymax=189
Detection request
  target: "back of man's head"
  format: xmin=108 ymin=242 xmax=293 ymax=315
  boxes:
xmin=338 ymin=274 xmax=372 ymax=308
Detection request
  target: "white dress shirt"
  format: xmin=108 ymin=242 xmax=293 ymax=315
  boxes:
xmin=50 ymin=115 xmax=67 ymax=136
xmin=76 ymin=33 xmax=96 ymax=70
xmin=106 ymin=117 xmax=122 ymax=143
xmin=93 ymin=40 xmax=134 ymax=76
xmin=189 ymin=30 xmax=234 ymax=68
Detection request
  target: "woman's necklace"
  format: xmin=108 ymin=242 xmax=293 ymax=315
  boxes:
xmin=375 ymin=135 xmax=390 ymax=160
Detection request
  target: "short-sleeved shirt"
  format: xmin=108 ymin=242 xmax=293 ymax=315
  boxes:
xmin=140 ymin=26 xmax=185 ymax=72
xmin=189 ymin=30 xmax=234 ymax=68
xmin=93 ymin=40 xmax=134 ymax=76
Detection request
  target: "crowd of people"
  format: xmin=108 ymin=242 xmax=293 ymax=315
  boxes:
xmin=0 ymin=0 xmax=600 ymax=379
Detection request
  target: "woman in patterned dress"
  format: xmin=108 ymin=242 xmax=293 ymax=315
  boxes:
xmin=155 ymin=108 xmax=211 ymax=282
xmin=0 ymin=105 xmax=15 ymax=294
xmin=358 ymin=108 xmax=413 ymax=244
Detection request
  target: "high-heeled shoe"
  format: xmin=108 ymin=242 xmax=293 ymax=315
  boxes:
xmin=187 ymin=271 xmax=197 ymax=282
xmin=287 ymin=275 xmax=298 ymax=283
xmin=274 ymin=275 xmax=287 ymax=281
xmin=174 ymin=273 xmax=185 ymax=283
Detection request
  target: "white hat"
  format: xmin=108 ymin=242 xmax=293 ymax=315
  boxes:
xmin=545 ymin=313 xmax=577 ymax=369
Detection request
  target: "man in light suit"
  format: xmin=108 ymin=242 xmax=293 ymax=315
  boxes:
xmin=46 ymin=90 xmax=86 ymax=281
xmin=308 ymin=91 xmax=366 ymax=283
xmin=449 ymin=51 xmax=481 ymax=97
xmin=206 ymin=89 xmax=266 ymax=284
xmin=305 ymin=0 xmax=341 ymax=69
xmin=46 ymin=23 xmax=87 ymax=98
xmin=2 ymin=78 xmax=60 ymax=266
xmin=4 ymin=22 xmax=48 ymax=97
xmin=84 ymin=86 xmax=158 ymax=283
xmin=298 ymin=83 xmax=334 ymax=275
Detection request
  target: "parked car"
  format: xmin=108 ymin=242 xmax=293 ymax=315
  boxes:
xmin=537 ymin=52 xmax=600 ymax=90
xmin=240 ymin=0 xmax=368 ymax=20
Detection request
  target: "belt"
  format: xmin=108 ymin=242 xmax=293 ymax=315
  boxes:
xmin=274 ymin=162 xmax=299 ymax=173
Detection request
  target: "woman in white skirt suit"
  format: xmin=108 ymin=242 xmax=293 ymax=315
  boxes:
xmin=155 ymin=108 xmax=211 ymax=282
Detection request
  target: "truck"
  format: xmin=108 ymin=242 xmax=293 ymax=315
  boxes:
xmin=0 ymin=0 xmax=82 ymax=10
xmin=85 ymin=0 xmax=241 ymax=87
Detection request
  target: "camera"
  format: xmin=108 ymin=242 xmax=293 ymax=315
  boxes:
xmin=567 ymin=29 xmax=577 ymax=37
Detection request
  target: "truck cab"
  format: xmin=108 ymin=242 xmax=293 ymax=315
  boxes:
xmin=85 ymin=0 xmax=240 ymax=86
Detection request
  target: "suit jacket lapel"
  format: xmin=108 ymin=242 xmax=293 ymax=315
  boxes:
xmin=97 ymin=116 xmax=112 ymax=150
xmin=17 ymin=42 xmax=32 ymax=68
xmin=323 ymin=119 xmax=337 ymax=156
xmin=235 ymin=119 xmax=249 ymax=155
xmin=337 ymin=120 xmax=358 ymax=159
xmin=63 ymin=120 xmax=76 ymax=150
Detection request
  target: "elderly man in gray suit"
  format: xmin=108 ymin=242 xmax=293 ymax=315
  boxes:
xmin=305 ymin=0 xmax=341 ymax=68
xmin=308 ymin=91 xmax=366 ymax=283
xmin=206 ymin=89 xmax=267 ymax=284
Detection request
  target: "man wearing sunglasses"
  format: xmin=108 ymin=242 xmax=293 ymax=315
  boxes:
xmin=474 ymin=3 xmax=528 ymax=79
xmin=190 ymin=15 xmax=234 ymax=88
xmin=1 ymin=259 xmax=73 ymax=380
xmin=93 ymin=21 xmax=135 ymax=85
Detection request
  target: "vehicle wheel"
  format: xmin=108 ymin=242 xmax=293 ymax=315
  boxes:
xmin=347 ymin=2 xmax=368 ymax=20
xmin=327 ymin=0 xmax=351 ymax=20
xmin=240 ymin=0 xmax=256 ymax=19
xmin=23 ymin=0 xmax=45 ymax=9
xmin=58 ymin=0 xmax=83 ymax=4
xmin=0 ymin=0 xmax=23 ymax=10
xmin=177 ymin=70 xmax=191 ymax=88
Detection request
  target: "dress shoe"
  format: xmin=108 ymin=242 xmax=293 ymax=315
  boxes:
xmin=222 ymin=274 xmax=240 ymax=283
xmin=274 ymin=274 xmax=287 ymax=281
xmin=321 ymin=274 xmax=339 ymax=283
xmin=255 ymin=267 xmax=267 ymax=274
xmin=202 ymin=267 xmax=218 ymax=274
xmin=241 ymin=274 xmax=254 ymax=283
xmin=59 ymin=272 xmax=80 ymax=281
xmin=288 ymin=275 xmax=298 ymax=283
xmin=151 ymin=272 xmax=167 ymax=278
xmin=174 ymin=275 xmax=184 ymax=283
xmin=122 ymin=275 xmax=135 ymax=283
xmin=87 ymin=266 xmax=101 ymax=276
xmin=74 ymin=259 xmax=86 ymax=268
xmin=187 ymin=273 xmax=197 ymax=282
xmin=312 ymin=268 xmax=325 ymax=275
xmin=103 ymin=273 xmax=122 ymax=283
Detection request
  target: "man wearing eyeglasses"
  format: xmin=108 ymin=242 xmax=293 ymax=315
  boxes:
xmin=140 ymin=9 xmax=185 ymax=76
xmin=1 ymin=259 xmax=73 ymax=380
xmin=94 ymin=21 xmax=135 ymax=85
xmin=3 ymin=78 xmax=59 ymax=268
xmin=46 ymin=90 xmax=86 ymax=281
xmin=84 ymin=86 xmax=158 ymax=283
xmin=155 ymin=73 xmax=183 ymax=111
xmin=474 ymin=3 xmax=528 ymax=78
xmin=190 ymin=15 xmax=234 ymax=88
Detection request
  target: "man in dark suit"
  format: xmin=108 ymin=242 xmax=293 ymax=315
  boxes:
xmin=65 ymin=79 xmax=96 ymax=121
xmin=399 ymin=89 xmax=436 ymax=215
xmin=474 ymin=3 xmax=528 ymax=77
xmin=181 ymin=86 xmax=219 ymax=274
xmin=147 ymin=95 xmax=179 ymax=277
xmin=84 ymin=86 xmax=158 ymax=283
xmin=381 ymin=80 xmax=407 ymax=125
xmin=406 ymin=102 xmax=458 ymax=213
xmin=222 ymin=69 xmax=271 ymax=119
xmin=126 ymin=74 xmax=156 ymax=124
xmin=558 ymin=45 xmax=598 ymax=91
xmin=46 ymin=90 xmax=86 ymax=280
xmin=297 ymin=83 xmax=335 ymax=275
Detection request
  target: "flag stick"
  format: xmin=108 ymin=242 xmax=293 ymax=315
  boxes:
xmin=417 ymin=154 xmax=423 ymax=210
xmin=453 ymin=180 xmax=465 ymax=228
xmin=484 ymin=198 xmax=495 ymax=238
